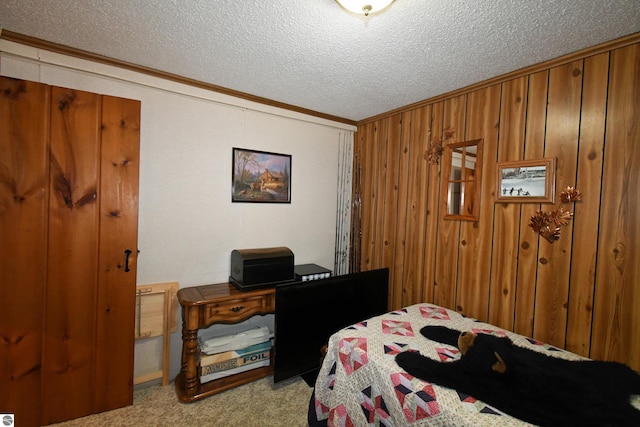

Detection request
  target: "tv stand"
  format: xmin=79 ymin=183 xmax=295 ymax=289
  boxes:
xmin=175 ymin=282 xmax=275 ymax=403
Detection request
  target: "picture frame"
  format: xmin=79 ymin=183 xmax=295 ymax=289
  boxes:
xmin=232 ymin=147 xmax=291 ymax=203
xmin=496 ymin=158 xmax=556 ymax=203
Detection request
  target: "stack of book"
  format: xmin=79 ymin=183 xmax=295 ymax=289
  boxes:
xmin=199 ymin=326 xmax=271 ymax=383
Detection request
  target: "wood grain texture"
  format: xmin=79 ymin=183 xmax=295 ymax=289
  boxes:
xmin=422 ymin=104 xmax=439 ymax=304
xmin=1 ymin=78 xmax=141 ymax=425
xmin=514 ymin=70 xmax=549 ymax=337
xmin=0 ymin=76 xmax=50 ymax=427
xmin=381 ymin=114 xmax=402 ymax=307
xmin=565 ymin=52 xmax=608 ymax=357
xmin=353 ymin=39 xmax=640 ymax=371
xmin=391 ymin=112 xmax=411 ymax=309
xmin=489 ymin=76 xmax=528 ymax=330
xmin=456 ymin=85 xmax=500 ymax=322
xmin=403 ymin=106 xmax=430 ymax=306
xmin=369 ymin=119 xmax=391 ymax=270
xmin=43 ymin=86 xmax=101 ymax=424
xmin=357 ymin=122 xmax=376 ymax=271
xmin=532 ymin=61 xmax=582 ymax=348
xmin=434 ymin=95 xmax=466 ymax=309
xmin=591 ymin=43 xmax=640 ymax=368
xmin=94 ymin=95 xmax=140 ymax=412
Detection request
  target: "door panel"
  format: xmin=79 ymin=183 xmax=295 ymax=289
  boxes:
xmin=43 ymin=86 xmax=102 ymax=424
xmin=0 ymin=76 xmax=50 ymax=427
xmin=1 ymin=76 xmax=140 ymax=427
xmin=94 ymin=95 xmax=140 ymax=412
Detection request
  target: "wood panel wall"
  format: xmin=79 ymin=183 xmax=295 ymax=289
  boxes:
xmin=353 ymin=34 xmax=640 ymax=371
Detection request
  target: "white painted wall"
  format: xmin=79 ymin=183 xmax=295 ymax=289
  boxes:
xmin=1 ymin=40 xmax=354 ymax=384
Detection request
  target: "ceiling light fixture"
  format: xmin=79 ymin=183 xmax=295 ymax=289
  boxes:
xmin=336 ymin=0 xmax=395 ymax=16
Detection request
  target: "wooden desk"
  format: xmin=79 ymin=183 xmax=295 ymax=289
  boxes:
xmin=174 ymin=282 xmax=275 ymax=403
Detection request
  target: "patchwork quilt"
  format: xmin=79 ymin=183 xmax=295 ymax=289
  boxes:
xmin=312 ymin=303 xmax=589 ymax=426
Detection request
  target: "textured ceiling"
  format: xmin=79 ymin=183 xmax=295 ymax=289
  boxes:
xmin=1 ymin=0 xmax=639 ymax=122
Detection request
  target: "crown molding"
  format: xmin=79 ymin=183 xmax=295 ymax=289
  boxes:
xmin=0 ymin=29 xmax=357 ymax=127
xmin=358 ymin=32 xmax=640 ymax=125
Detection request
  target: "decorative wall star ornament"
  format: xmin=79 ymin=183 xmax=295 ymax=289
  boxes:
xmin=529 ymin=211 xmax=560 ymax=243
xmin=560 ymin=186 xmax=582 ymax=202
xmin=549 ymin=207 xmax=573 ymax=227
xmin=529 ymin=187 xmax=580 ymax=243
xmin=426 ymin=140 xmax=444 ymax=164
xmin=426 ymin=127 xmax=455 ymax=165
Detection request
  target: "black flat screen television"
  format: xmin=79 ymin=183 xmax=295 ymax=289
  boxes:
xmin=273 ymin=268 xmax=389 ymax=383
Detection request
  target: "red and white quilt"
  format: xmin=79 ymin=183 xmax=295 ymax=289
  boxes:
xmin=313 ymin=303 xmax=592 ymax=426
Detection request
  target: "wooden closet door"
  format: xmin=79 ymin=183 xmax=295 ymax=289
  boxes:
xmin=42 ymin=87 xmax=140 ymax=424
xmin=0 ymin=76 xmax=140 ymax=425
xmin=0 ymin=77 xmax=50 ymax=427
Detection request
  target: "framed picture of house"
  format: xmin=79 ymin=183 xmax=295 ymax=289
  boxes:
xmin=232 ymin=147 xmax=291 ymax=203
xmin=496 ymin=157 xmax=556 ymax=203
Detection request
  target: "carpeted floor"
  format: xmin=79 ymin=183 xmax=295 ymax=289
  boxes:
xmin=50 ymin=375 xmax=313 ymax=427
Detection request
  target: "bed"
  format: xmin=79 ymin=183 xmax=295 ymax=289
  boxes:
xmin=308 ymin=302 xmax=640 ymax=426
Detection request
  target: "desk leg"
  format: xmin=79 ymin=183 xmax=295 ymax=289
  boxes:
xmin=180 ymin=307 xmax=200 ymax=398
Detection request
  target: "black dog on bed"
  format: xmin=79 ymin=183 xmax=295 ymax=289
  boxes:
xmin=395 ymin=326 xmax=640 ymax=427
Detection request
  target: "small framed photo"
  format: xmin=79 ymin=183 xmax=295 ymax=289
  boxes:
xmin=496 ymin=158 xmax=556 ymax=203
xmin=232 ymin=148 xmax=291 ymax=203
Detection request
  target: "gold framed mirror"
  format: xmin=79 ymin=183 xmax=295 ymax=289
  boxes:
xmin=441 ymin=139 xmax=483 ymax=221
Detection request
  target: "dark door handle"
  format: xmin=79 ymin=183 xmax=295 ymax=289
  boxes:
xmin=124 ymin=249 xmax=132 ymax=272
